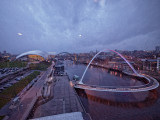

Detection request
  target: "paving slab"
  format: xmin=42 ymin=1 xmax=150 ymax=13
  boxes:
xmin=32 ymin=76 xmax=84 ymax=118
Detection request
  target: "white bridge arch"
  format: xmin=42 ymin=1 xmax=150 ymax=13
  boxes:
xmin=75 ymin=49 xmax=159 ymax=92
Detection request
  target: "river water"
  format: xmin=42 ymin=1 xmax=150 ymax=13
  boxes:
xmin=65 ymin=61 xmax=160 ymax=120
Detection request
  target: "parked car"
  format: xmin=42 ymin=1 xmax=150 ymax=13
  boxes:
xmin=0 ymin=87 xmax=4 ymax=92
xmin=3 ymin=83 xmax=12 ymax=88
xmin=34 ymin=78 xmax=38 ymax=82
xmin=15 ymin=77 xmax=21 ymax=81
xmin=59 ymin=71 xmax=64 ymax=76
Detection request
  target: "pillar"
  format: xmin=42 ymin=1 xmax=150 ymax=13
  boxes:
xmin=157 ymin=58 xmax=160 ymax=71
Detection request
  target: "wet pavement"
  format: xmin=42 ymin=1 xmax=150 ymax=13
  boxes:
xmin=32 ymin=76 xmax=84 ymax=118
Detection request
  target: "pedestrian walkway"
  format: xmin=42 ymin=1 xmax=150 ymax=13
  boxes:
xmin=32 ymin=76 xmax=85 ymax=118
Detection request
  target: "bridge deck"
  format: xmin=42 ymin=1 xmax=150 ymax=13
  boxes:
xmin=74 ymin=75 xmax=159 ymax=92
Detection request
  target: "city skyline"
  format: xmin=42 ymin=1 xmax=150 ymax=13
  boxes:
xmin=0 ymin=0 xmax=160 ymax=54
xmin=0 ymin=45 xmax=160 ymax=55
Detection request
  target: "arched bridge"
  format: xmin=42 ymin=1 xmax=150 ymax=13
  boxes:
xmin=55 ymin=52 xmax=72 ymax=57
xmin=55 ymin=52 xmax=77 ymax=61
xmin=74 ymin=49 xmax=159 ymax=92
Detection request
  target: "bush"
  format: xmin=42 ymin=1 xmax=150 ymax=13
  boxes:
xmin=0 ymin=61 xmax=27 ymax=68
xmin=29 ymin=61 xmax=51 ymax=71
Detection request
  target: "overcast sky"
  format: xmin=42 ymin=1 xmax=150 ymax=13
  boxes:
xmin=0 ymin=0 xmax=160 ymax=54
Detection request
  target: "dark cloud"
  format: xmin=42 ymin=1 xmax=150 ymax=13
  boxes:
xmin=0 ymin=0 xmax=160 ymax=54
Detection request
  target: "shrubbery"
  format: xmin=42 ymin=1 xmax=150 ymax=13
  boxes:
xmin=0 ymin=61 xmax=27 ymax=68
xmin=29 ymin=61 xmax=51 ymax=71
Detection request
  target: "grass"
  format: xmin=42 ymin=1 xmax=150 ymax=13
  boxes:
xmin=29 ymin=61 xmax=51 ymax=71
xmin=0 ymin=61 xmax=27 ymax=68
xmin=0 ymin=71 xmax=40 ymax=109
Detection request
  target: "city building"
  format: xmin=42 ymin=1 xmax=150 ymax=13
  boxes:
xmin=155 ymin=46 xmax=160 ymax=53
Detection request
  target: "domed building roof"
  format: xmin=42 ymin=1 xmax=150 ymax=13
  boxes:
xmin=16 ymin=50 xmax=49 ymax=59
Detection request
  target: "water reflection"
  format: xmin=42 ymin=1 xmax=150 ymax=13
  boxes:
xmin=76 ymin=64 xmax=143 ymax=87
xmin=76 ymin=89 xmax=158 ymax=109
xmin=65 ymin=61 xmax=160 ymax=120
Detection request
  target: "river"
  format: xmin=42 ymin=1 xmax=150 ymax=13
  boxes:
xmin=65 ymin=60 xmax=160 ymax=120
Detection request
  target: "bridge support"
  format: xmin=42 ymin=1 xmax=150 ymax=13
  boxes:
xmin=78 ymin=81 xmax=83 ymax=84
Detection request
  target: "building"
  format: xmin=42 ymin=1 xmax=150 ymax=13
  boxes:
xmin=28 ymin=55 xmax=44 ymax=61
xmin=155 ymin=46 xmax=160 ymax=53
xmin=54 ymin=61 xmax=64 ymax=75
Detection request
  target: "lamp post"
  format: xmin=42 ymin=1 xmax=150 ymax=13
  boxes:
xmin=157 ymin=57 xmax=160 ymax=72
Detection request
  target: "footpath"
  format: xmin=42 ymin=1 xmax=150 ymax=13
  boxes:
xmin=32 ymin=75 xmax=91 ymax=120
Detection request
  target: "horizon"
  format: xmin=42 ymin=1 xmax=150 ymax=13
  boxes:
xmin=0 ymin=47 xmax=159 ymax=55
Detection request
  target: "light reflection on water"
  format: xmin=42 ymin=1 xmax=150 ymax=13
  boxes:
xmin=65 ymin=61 xmax=144 ymax=87
xmin=65 ymin=61 xmax=160 ymax=120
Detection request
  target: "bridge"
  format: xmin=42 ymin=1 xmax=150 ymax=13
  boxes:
xmin=74 ymin=49 xmax=159 ymax=92
xmin=54 ymin=52 xmax=77 ymax=61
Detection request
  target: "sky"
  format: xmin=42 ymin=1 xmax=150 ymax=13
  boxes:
xmin=0 ymin=0 xmax=160 ymax=54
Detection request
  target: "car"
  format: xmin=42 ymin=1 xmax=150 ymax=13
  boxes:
xmin=1 ymin=71 xmax=5 ymax=74
xmin=4 ymin=68 xmax=9 ymax=71
xmin=9 ymin=82 xmax=14 ymax=85
xmin=0 ymin=88 xmax=4 ymax=91
xmin=10 ymin=81 xmax=17 ymax=84
xmin=7 ymin=83 xmax=12 ymax=87
xmin=21 ymin=76 xmax=24 ymax=79
xmin=15 ymin=77 xmax=21 ymax=81
xmin=15 ymin=67 xmax=19 ymax=70
xmin=34 ymin=78 xmax=38 ymax=82
xmin=6 ymin=71 xmax=10 ymax=74
xmin=3 ymin=86 xmax=9 ymax=89
xmin=58 ymin=71 xmax=64 ymax=76
xmin=30 ymin=81 xmax=35 ymax=87
xmin=3 ymin=84 xmax=12 ymax=88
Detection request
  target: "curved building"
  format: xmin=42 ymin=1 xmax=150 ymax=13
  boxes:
xmin=16 ymin=50 xmax=49 ymax=60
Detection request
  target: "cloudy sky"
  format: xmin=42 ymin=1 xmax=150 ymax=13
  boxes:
xmin=0 ymin=0 xmax=160 ymax=54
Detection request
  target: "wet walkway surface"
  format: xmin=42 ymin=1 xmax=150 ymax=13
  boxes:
xmin=33 ymin=76 xmax=84 ymax=118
